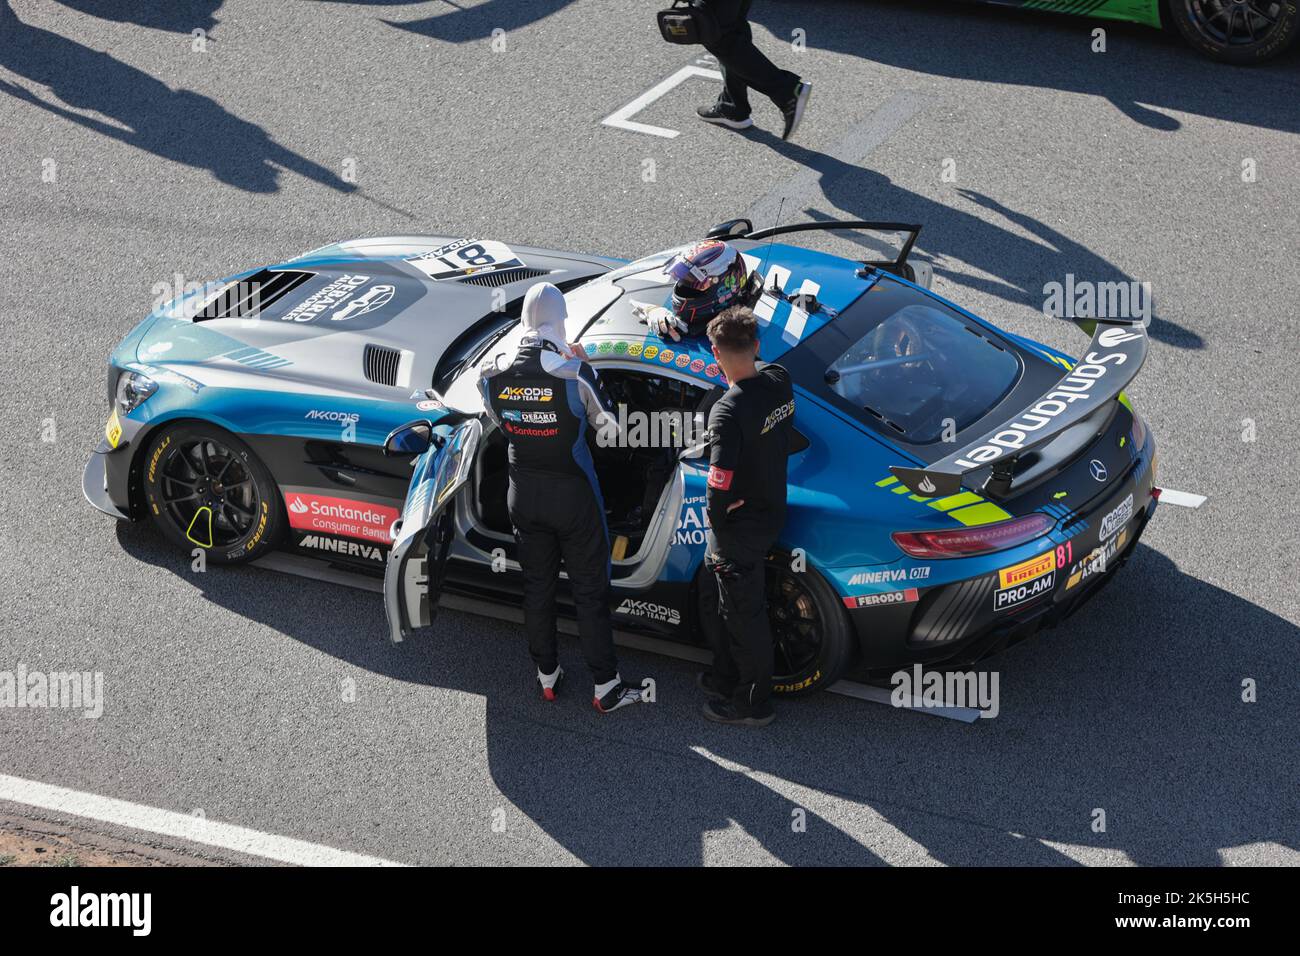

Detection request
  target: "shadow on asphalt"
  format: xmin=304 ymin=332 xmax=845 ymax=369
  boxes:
xmin=754 ymin=0 xmax=1299 ymax=134
xmin=0 ymin=1 xmax=356 ymax=195
xmin=52 ymin=0 xmax=223 ymax=33
xmin=117 ymin=520 xmax=1299 ymax=866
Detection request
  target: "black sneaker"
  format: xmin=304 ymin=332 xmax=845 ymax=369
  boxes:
xmin=697 ymin=104 xmax=754 ymax=130
xmin=780 ymin=81 xmax=812 ymax=141
xmin=537 ymin=666 xmax=564 ymax=702
xmin=593 ymin=679 xmax=645 ymax=714
xmin=702 ymin=698 xmax=775 ymax=727
xmin=696 ymin=671 xmax=731 ymax=702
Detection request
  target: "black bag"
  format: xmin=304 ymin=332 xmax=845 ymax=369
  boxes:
xmin=657 ymin=0 xmax=722 ymax=45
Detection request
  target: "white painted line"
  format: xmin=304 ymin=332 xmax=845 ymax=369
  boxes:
xmin=601 ymin=65 xmax=723 ymax=139
xmin=1158 ymin=488 xmax=1207 ymax=509
xmin=0 ymin=774 xmax=406 ymax=867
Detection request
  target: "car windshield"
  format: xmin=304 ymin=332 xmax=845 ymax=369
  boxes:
xmin=801 ymin=291 xmax=1021 ymax=444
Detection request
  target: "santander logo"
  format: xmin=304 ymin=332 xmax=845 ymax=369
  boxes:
xmin=284 ymin=492 xmax=399 ymax=544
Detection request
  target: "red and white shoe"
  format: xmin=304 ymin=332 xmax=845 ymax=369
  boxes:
xmin=593 ymin=679 xmax=645 ymax=714
xmin=537 ymin=666 xmax=564 ymax=702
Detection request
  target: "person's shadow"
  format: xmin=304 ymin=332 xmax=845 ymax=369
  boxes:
xmin=53 ymin=0 xmax=223 ymax=34
xmin=0 ymin=1 xmax=355 ymax=195
xmin=737 ymin=125 xmax=1202 ymax=348
xmin=116 ymin=519 xmax=1298 ymax=865
xmin=306 ymin=0 xmax=580 ymax=43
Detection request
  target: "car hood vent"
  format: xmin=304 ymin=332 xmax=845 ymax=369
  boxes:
xmin=194 ymin=268 xmax=313 ymax=321
xmin=458 ymin=266 xmax=550 ymax=288
xmin=363 ymin=343 xmax=402 ymax=386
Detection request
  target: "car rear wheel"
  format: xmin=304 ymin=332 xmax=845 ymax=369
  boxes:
xmin=696 ymin=553 xmax=856 ymax=697
xmin=141 ymin=422 xmax=283 ymax=564
xmin=1167 ymin=0 xmax=1299 ymax=63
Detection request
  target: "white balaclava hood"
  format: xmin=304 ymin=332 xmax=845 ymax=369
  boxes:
xmin=520 ymin=282 xmax=567 ymax=347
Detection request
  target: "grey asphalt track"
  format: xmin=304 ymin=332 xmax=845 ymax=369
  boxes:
xmin=0 ymin=0 xmax=1296 ymax=866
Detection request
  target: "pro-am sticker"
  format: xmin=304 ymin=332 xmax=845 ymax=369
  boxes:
xmin=406 ymin=238 xmax=523 ymax=281
xmin=993 ymin=550 xmax=1056 ymax=612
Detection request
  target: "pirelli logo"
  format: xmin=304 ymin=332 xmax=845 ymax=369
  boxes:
xmin=998 ymin=551 xmax=1055 ymax=589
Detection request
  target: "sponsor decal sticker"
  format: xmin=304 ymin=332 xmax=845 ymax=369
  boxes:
xmin=705 ymin=363 xmax=720 ymax=378
xmin=416 ymin=399 xmax=443 ymax=411
xmin=1098 ymin=493 xmax=1134 ymax=540
xmin=690 ymin=358 xmax=706 ymax=373
xmin=104 ymin=409 xmax=122 ymax=449
xmin=993 ymin=571 xmax=1055 ymax=611
xmin=675 ymin=353 xmax=690 ymax=368
xmin=848 ymin=567 xmax=930 ymax=586
xmin=498 ymin=385 xmax=553 ymax=403
xmin=298 ymin=534 xmax=385 ymax=562
xmin=504 ymin=423 xmax=559 ymax=437
xmin=329 ymin=283 xmax=395 ymax=322
xmin=843 ymin=588 xmax=919 ymax=609
xmin=659 ymin=349 xmax=674 ymax=364
xmin=284 ymin=492 xmax=400 ymax=544
xmin=998 ymin=551 xmax=1055 ymax=589
xmin=706 ymin=465 xmax=733 ymax=490
xmin=280 ymin=274 xmax=369 ymax=324
xmin=305 ymin=409 xmax=359 ymax=423
xmin=642 ymin=344 xmax=659 ymax=360
xmin=616 ymin=598 xmax=680 ymax=625
xmin=627 ymin=342 xmax=644 ymax=357
xmin=1066 ymin=528 xmax=1128 ymax=590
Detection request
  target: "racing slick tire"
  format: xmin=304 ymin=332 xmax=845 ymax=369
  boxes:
xmin=1166 ymin=0 xmax=1299 ymax=64
xmin=141 ymin=421 xmax=284 ymax=565
xmin=697 ymin=552 xmax=856 ymax=698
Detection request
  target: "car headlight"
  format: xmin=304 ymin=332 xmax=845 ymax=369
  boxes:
xmin=114 ymin=370 xmax=158 ymax=413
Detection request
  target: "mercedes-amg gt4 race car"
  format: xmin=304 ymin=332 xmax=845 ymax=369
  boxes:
xmin=85 ymin=221 xmax=1159 ymax=695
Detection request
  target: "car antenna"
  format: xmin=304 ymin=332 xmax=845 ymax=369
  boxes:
xmin=759 ymin=197 xmax=785 ymax=295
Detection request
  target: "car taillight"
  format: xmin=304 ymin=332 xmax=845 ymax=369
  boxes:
xmin=892 ymin=513 xmax=1055 ymax=559
xmin=1130 ymin=412 xmax=1148 ymax=451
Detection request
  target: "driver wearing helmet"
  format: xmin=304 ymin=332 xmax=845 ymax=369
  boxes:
xmin=638 ymin=240 xmax=762 ymax=342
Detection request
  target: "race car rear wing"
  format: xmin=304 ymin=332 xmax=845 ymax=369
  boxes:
xmin=890 ymin=320 xmax=1149 ymax=499
xmin=706 ymin=218 xmax=922 ymax=273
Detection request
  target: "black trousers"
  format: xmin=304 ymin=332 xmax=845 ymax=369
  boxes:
xmin=701 ymin=0 xmax=799 ymax=116
xmin=700 ymin=529 xmax=775 ymax=713
xmin=509 ymin=472 xmax=618 ymax=685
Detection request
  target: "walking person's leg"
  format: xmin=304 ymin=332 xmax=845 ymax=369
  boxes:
xmin=699 ymin=0 xmax=811 ymax=139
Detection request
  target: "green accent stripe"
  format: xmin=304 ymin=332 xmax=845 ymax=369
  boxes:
xmin=875 ymin=476 xmax=899 ymax=487
xmin=928 ymin=491 xmax=983 ymax=512
xmin=948 ymin=502 xmax=1013 ymax=527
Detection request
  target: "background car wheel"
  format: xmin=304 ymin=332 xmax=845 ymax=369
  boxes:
xmin=1167 ymin=0 xmax=1299 ymax=63
xmin=696 ymin=553 xmax=856 ymax=698
xmin=141 ymin=422 xmax=284 ymax=564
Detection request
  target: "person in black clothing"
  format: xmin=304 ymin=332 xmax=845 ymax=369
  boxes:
xmin=697 ymin=0 xmax=812 ymax=141
xmin=476 ymin=282 xmax=647 ymax=714
xmin=697 ymin=305 xmax=795 ymax=726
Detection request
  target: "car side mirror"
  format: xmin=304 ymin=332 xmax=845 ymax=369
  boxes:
xmin=384 ymin=421 xmax=435 ymax=457
xmin=705 ymin=218 xmax=753 ymax=239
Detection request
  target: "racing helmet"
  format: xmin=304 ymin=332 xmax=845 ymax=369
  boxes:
xmin=665 ymin=240 xmax=753 ymax=330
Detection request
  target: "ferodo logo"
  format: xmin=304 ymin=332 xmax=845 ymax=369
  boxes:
xmin=998 ymin=551 xmax=1055 ymax=589
xmin=283 ymin=492 xmax=399 ymax=544
xmin=843 ymin=588 xmax=919 ymax=609
xmin=498 ymin=385 xmax=552 ymax=403
xmin=617 ymin=598 xmax=680 ymax=625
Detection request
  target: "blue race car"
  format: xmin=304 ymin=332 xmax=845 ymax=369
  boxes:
xmin=84 ymin=220 xmax=1159 ymax=695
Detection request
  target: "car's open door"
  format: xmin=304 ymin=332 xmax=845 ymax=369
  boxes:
xmin=383 ymin=416 xmax=483 ymax=643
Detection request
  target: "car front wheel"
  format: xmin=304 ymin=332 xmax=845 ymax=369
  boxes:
xmin=141 ymin=422 xmax=283 ymax=564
